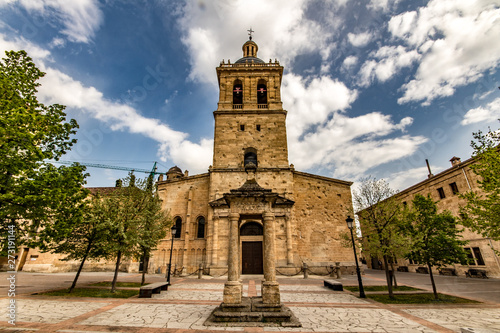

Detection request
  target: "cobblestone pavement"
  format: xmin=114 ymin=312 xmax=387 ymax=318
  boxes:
xmin=0 ymin=272 xmax=499 ymax=332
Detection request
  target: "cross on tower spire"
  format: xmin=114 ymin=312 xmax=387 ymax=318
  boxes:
xmin=247 ymin=28 xmax=254 ymax=40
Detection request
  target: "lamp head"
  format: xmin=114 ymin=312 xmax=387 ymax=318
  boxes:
xmin=171 ymin=225 xmax=177 ymax=236
xmin=346 ymin=216 xmax=354 ymax=229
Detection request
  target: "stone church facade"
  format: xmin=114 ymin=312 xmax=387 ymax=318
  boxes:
xmin=151 ymin=39 xmax=356 ymax=276
xmin=1 ymin=39 xmax=357 ymax=274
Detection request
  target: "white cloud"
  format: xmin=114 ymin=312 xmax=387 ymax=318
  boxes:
xmin=462 ymin=97 xmax=500 ymax=125
xmin=388 ymin=0 xmax=500 ymax=105
xmin=382 ymin=166 xmax=429 ymax=191
xmin=287 ymin=111 xmax=426 ymax=178
xmin=368 ymin=0 xmax=401 ymax=12
xmin=358 ymin=45 xmax=420 ymax=86
xmin=0 ymin=32 xmax=213 ymax=174
xmin=1 ymin=0 xmax=103 ymax=43
xmin=282 ymin=73 xmax=358 ymax=141
xmin=37 ymin=67 xmax=213 ymax=173
xmin=347 ymin=31 xmax=374 ymax=48
xmin=177 ymin=0 xmax=340 ymax=85
xmin=342 ymin=55 xmax=358 ymax=70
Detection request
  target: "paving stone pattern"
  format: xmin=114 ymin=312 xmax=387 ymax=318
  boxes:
xmin=1 ymin=277 xmax=500 ymax=332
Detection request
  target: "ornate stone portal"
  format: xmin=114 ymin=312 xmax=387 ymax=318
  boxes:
xmin=205 ymin=165 xmax=300 ymax=326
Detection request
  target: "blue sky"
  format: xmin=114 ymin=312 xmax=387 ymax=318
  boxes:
xmin=1 ymin=0 xmax=499 ymax=190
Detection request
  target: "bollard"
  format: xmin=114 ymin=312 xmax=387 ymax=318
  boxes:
xmin=198 ymin=264 xmax=202 ymax=279
xmin=335 ymin=262 xmax=341 ymax=279
xmin=303 ymin=262 xmax=308 ymax=279
xmin=330 ymin=265 xmax=336 ymax=278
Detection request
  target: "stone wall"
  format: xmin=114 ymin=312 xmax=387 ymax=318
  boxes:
xmin=292 ymin=171 xmax=356 ymax=266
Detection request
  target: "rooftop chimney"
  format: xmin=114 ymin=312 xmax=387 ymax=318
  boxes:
xmin=450 ymin=156 xmax=461 ymax=167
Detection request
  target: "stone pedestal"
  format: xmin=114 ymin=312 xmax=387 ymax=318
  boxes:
xmin=262 ymin=281 xmax=280 ymax=305
xmin=223 ymin=281 xmax=242 ymax=304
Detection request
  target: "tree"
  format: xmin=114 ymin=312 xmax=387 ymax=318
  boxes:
xmin=354 ymin=177 xmax=406 ymax=298
xmin=137 ymin=174 xmax=170 ymax=285
xmin=403 ymin=194 xmax=468 ymax=300
xmin=460 ymin=123 xmax=500 ymax=241
xmin=103 ymin=174 xmax=170 ymax=292
xmin=0 ymin=50 xmax=88 ymax=253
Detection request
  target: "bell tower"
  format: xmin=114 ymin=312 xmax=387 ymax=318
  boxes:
xmin=212 ymin=37 xmax=289 ymax=170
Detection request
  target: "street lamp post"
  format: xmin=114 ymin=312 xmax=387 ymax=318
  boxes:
xmin=166 ymin=226 xmax=177 ymax=285
xmin=346 ymin=215 xmax=366 ymax=298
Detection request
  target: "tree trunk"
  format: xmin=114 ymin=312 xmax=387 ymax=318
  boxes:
xmin=427 ymin=262 xmax=438 ymax=300
xmin=390 ymin=261 xmax=398 ymax=287
xmin=69 ymin=240 xmax=93 ymax=293
xmin=141 ymin=249 xmax=150 ymax=286
xmin=383 ymin=255 xmax=394 ymax=298
xmin=111 ymin=250 xmax=122 ymax=293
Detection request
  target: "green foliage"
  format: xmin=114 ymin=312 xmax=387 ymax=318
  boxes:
xmin=354 ymin=178 xmax=406 ymax=260
xmin=0 ymin=50 xmax=88 ymax=254
xmin=404 ymin=194 xmax=468 ymax=268
xmin=353 ymin=177 xmax=407 ymax=298
xmin=403 ymin=194 xmax=468 ymax=299
xmin=460 ymin=124 xmax=500 ymax=241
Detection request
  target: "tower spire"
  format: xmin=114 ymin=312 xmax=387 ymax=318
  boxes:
xmin=247 ymin=27 xmax=254 ymax=40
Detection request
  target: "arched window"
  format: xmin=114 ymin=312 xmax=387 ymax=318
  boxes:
xmin=174 ymin=217 xmax=182 ymax=238
xmin=240 ymin=222 xmax=263 ymax=236
xmin=257 ymin=81 xmax=267 ymax=104
xmin=196 ymin=217 xmax=205 ymax=239
xmin=244 ymin=147 xmax=257 ymax=167
xmin=233 ymin=80 xmax=243 ymax=105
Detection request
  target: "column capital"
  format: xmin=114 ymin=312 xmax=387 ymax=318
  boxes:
xmin=262 ymin=212 xmax=275 ymax=220
xmin=229 ymin=212 xmax=240 ymax=221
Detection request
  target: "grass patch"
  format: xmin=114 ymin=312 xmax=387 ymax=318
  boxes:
xmin=344 ymin=285 xmax=421 ymax=292
xmin=89 ymin=281 xmax=142 ymax=288
xmin=36 ymin=288 xmax=139 ymax=298
xmin=367 ymin=293 xmax=479 ymax=304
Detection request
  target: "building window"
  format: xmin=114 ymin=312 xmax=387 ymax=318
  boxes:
xmin=464 ymin=247 xmax=485 ymax=266
xmin=240 ymin=124 xmax=245 ymax=131
xmin=449 ymin=182 xmax=459 ymax=195
xmin=257 ymin=81 xmax=267 ymax=105
xmin=244 ymin=147 xmax=257 ymax=167
xmin=472 ymin=247 xmax=485 ymax=265
xmin=240 ymin=221 xmax=263 ymax=235
xmin=437 ymin=187 xmax=446 ymax=199
xmin=256 ymin=124 xmax=261 ymax=131
xmin=174 ymin=217 xmax=182 ymax=238
xmin=464 ymin=247 xmax=475 ymax=265
xmin=196 ymin=217 xmax=205 ymax=239
xmin=233 ymin=80 xmax=243 ymax=105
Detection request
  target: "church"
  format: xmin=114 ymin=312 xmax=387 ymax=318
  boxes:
xmin=152 ymin=37 xmax=357 ymax=277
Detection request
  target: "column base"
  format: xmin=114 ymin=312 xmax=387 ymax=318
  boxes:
xmin=223 ymin=281 xmax=242 ymax=305
xmin=262 ymin=281 xmax=280 ymax=305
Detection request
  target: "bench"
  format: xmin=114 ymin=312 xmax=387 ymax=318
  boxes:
xmin=439 ymin=268 xmax=457 ymax=276
xmin=416 ymin=267 xmax=428 ymax=274
xmin=397 ymin=266 xmax=409 ymax=272
xmin=465 ymin=268 xmax=488 ymax=279
xmin=139 ymin=282 xmax=169 ymax=298
xmin=323 ymin=279 xmax=343 ymax=291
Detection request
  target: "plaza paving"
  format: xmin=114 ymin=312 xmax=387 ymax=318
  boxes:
xmin=0 ymin=270 xmax=499 ymax=332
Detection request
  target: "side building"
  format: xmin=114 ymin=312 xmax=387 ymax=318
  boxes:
xmin=365 ymin=156 xmax=500 ymax=278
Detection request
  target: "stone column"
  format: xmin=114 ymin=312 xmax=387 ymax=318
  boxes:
xmin=285 ymin=214 xmax=293 ymax=265
xmin=223 ymin=212 xmax=242 ymax=304
xmin=211 ymin=214 xmax=219 ymax=266
xmin=262 ymin=212 xmax=280 ymax=305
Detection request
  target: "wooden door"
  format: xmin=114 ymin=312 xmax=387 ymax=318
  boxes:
xmin=242 ymin=241 xmax=263 ymax=274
